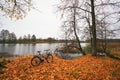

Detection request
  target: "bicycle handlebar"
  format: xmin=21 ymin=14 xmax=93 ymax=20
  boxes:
xmin=44 ymin=49 xmax=50 ymax=52
xmin=37 ymin=49 xmax=51 ymax=54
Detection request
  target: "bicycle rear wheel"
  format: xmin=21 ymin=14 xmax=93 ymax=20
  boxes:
xmin=31 ymin=56 xmax=43 ymax=66
xmin=46 ymin=54 xmax=53 ymax=63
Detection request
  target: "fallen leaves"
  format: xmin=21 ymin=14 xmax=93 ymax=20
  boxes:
xmin=0 ymin=54 xmax=120 ymax=80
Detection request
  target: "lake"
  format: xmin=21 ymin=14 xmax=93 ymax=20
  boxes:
xmin=0 ymin=43 xmax=87 ymax=56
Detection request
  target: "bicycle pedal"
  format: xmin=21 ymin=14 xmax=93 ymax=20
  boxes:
xmin=40 ymin=59 xmax=44 ymax=62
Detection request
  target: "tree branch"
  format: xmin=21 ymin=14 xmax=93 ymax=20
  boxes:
xmin=95 ymin=2 xmax=120 ymax=7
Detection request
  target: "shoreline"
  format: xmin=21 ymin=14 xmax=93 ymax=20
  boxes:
xmin=0 ymin=52 xmax=18 ymax=60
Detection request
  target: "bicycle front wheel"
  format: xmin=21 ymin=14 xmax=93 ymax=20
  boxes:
xmin=31 ymin=56 xmax=41 ymax=66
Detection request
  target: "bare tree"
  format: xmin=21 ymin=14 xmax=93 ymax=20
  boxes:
xmin=57 ymin=0 xmax=86 ymax=55
xmin=57 ymin=0 xmax=120 ymax=56
xmin=94 ymin=0 xmax=120 ymax=57
xmin=96 ymin=16 xmax=115 ymax=53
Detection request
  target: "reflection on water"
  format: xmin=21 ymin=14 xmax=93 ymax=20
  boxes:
xmin=0 ymin=43 xmax=62 ymax=55
xmin=0 ymin=43 xmax=87 ymax=55
xmin=0 ymin=44 xmax=16 ymax=54
xmin=15 ymin=44 xmax=36 ymax=55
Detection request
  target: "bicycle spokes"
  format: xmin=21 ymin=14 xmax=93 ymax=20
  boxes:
xmin=31 ymin=56 xmax=41 ymax=66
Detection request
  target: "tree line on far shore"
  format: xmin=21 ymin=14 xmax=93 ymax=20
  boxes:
xmin=0 ymin=29 xmax=119 ymax=44
xmin=0 ymin=29 xmax=56 ymax=43
xmin=0 ymin=29 xmax=71 ymax=43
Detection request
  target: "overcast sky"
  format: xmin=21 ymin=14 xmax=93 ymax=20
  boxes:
xmin=0 ymin=0 xmax=120 ymax=39
xmin=0 ymin=0 xmax=62 ymax=39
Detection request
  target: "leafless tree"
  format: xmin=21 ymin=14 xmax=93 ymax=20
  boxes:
xmin=96 ymin=15 xmax=115 ymax=53
xmin=57 ymin=0 xmax=120 ymax=56
xmin=57 ymin=0 xmax=86 ymax=55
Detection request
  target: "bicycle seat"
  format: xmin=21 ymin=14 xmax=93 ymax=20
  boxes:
xmin=37 ymin=51 xmax=41 ymax=54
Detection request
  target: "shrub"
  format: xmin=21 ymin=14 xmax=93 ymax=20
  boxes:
xmin=83 ymin=44 xmax=92 ymax=53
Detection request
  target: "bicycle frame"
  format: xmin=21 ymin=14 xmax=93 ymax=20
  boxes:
xmin=31 ymin=49 xmax=53 ymax=66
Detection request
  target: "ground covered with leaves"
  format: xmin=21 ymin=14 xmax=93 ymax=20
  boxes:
xmin=0 ymin=54 xmax=120 ymax=80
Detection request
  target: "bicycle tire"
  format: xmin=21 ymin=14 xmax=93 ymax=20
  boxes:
xmin=31 ymin=56 xmax=43 ymax=66
xmin=46 ymin=54 xmax=53 ymax=63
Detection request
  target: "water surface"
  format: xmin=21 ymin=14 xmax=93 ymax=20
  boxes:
xmin=0 ymin=43 xmax=87 ymax=55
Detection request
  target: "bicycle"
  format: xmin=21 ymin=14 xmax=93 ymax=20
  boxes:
xmin=31 ymin=49 xmax=53 ymax=66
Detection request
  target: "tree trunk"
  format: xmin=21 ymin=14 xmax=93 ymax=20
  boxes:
xmin=85 ymin=14 xmax=93 ymax=53
xmin=73 ymin=5 xmax=85 ymax=55
xmin=90 ymin=0 xmax=97 ymax=56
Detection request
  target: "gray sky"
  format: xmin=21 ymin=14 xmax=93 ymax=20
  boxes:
xmin=0 ymin=0 xmax=119 ymax=39
xmin=0 ymin=0 xmax=62 ymax=39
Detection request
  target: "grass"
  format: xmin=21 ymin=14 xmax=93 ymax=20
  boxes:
xmin=83 ymin=42 xmax=120 ymax=57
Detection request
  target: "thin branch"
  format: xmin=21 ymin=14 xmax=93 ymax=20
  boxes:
xmin=95 ymin=2 xmax=120 ymax=7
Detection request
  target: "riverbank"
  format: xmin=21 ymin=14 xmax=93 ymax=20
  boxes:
xmin=0 ymin=52 xmax=18 ymax=58
xmin=0 ymin=54 xmax=120 ymax=80
xmin=0 ymin=52 xmax=18 ymax=61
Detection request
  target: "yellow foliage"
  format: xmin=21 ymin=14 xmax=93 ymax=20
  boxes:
xmin=8 ymin=0 xmax=14 ymax=2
